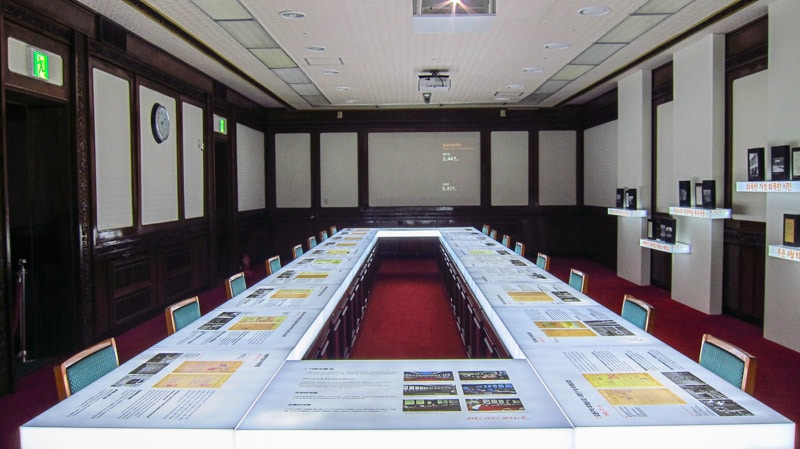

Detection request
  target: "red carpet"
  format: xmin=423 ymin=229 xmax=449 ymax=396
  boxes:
xmin=349 ymin=258 xmax=467 ymax=359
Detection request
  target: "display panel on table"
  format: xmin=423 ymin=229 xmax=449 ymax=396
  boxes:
xmin=496 ymin=306 xmax=655 ymax=347
xmin=227 ymin=283 xmax=340 ymax=309
xmin=236 ymin=359 xmax=574 ymax=449
xmin=467 ymin=265 xmax=559 ymax=284
xmin=153 ymin=307 xmax=321 ymax=350
xmin=478 ymin=281 xmax=598 ymax=307
xmin=522 ymin=345 xmax=794 ymax=449
xmin=21 ymin=347 xmax=290 ymax=449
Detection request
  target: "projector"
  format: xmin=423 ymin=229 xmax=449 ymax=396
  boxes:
xmin=419 ymin=73 xmax=451 ymax=91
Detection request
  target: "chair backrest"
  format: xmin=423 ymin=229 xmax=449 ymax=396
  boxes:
xmin=481 ymin=224 xmax=490 ymax=234
xmin=621 ymin=294 xmax=654 ymax=333
xmin=699 ymin=334 xmax=757 ymax=394
xmin=501 ymin=234 xmax=511 ymax=248
xmin=165 ymin=296 xmax=201 ymax=335
xmin=514 ymin=241 xmax=525 ymax=257
xmin=319 ymin=230 xmax=328 ymax=242
xmin=489 ymin=229 xmax=498 ymax=240
xmin=266 ymin=255 xmax=282 ymax=275
xmin=535 ymin=252 xmax=550 ymax=272
xmin=292 ymin=243 xmax=304 ymax=260
xmin=568 ymin=268 xmax=588 ymax=293
xmin=54 ymin=337 xmax=119 ymax=400
xmin=225 ymin=272 xmax=247 ymax=299
xmin=329 ymin=225 xmax=338 ymax=235
xmin=307 ymin=235 xmax=317 ymax=250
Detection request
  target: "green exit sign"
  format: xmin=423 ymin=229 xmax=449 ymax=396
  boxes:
xmin=213 ymin=114 xmax=228 ymax=135
xmin=31 ymin=49 xmax=49 ymax=81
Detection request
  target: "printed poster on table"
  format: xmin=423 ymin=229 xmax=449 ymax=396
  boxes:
xmin=479 ymin=282 xmax=597 ymax=307
xmin=224 ymin=284 xmax=336 ymax=309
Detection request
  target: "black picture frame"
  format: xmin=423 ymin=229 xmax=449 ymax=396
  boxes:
xmin=616 ymin=188 xmax=625 ymax=208
xmin=625 ymin=188 xmax=637 ymax=210
xmin=771 ymin=145 xmax=790 ymax=181
xmin=678 ymin=180 xmax=691 ymax=207
xmin=701 ymin=180 xmax=716 ymax=209
xmin=694 ymin=183 xmax=703 ymax=208
xmin=792 ymin=147 xmax=800 ymax=181
xmin=784 ymin=214 xmax=800 ymax=247
xmin=646 ymin=219 xmax=654 ymax=240
xmin=656 ymin=217 xmax=676 ymax=244
xmin=747 ymin=147 xmax=765 ymax=181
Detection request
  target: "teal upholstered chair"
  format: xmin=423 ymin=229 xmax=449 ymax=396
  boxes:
xmin=292 ymin=243 xmax=304 ymax=260
xmin=54 ymin=337 xmax=119 ymax=400
xmin=514 ymin=241 xmax=525 ymax=257
xmin=266 ymin=255 xmax=282 ymax=275
xmin=329 ymin=225 xmax=338 ymax=235
xmin=307 ymin=236 xmax=317 ymax=250
xmin=699 ymin=334 xmax=757 ymax=394
xmin=165 ymin=296 xmax=201 ymax=335
xmin=489 ymin=229 xmax=498 ymax=241
xmin=568 ymin=268 xmax=588 ymax=293
xmin=225 ymin=272 xmax=247 ymax=299
xmin=501 ymin=234 xmax=511 ymax=248
xmin=535 ymin=252 xmax=550 ymax=272
xmin=319 ymin=230 xmax=329 ymax=242
xmin=621 ymin=294 xmax=654 ymax=333
xmin=481 ymin=224 xmax=491 ymax=235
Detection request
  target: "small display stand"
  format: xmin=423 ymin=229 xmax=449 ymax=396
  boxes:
xmin=768 ymin=245 xmax=800 ymax=262
xmin=668 ymin=207 xmax=731 ymax=219
xmin=607 ymin=208 xmax=648 ymax=218
xmin=736 ymin=181 xmax=800 ymax=192
xmin=640 ymin=238 xmax=691 ymax=254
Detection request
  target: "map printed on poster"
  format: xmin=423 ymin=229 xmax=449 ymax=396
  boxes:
xmin=496 ymin=306 xmax=653 ymax=347
xmin=224 ymin=285 xmax=336 ymax=309
xmin=479 ymin=283 xmax=597 ymax=307
xmin=522 ymin=345 xmax=790 ymax=427
xmin=154 ymin=309 xmax=320 ymax=349
xmin=23 ymin=349 xmax=289 ymax=429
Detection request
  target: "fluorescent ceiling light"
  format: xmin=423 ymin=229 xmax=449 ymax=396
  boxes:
xmin=571 ymin=43 xmax=626 ymax=65
xmin=636 ymin=0 xmax=693 ymax=14
xmin=250 ymin=48 xmax=296 ymax=68
xmin=272 ymin=67 xmax=311 ymax=84
xmin=535 ymin=79 xmax=570 ymax=94
xmin=551 ymin=64 xmax=593 ymax=81
xmin=414 ymin=0 xmax=496 ymax=15
xmin=218 ymin=20 xmax=278 ymax=48
xmin=521 ymin=92 xmax=552 ymax=104
xmin=191 ymin=0 xmax=251 ymax=20
xmin=598 ymin=14 xmax=667 ymax=43
xmin=303 ymin=95 xmax=330 ymax=106
xmin=290 ymin=83 xmax=323 ymax=96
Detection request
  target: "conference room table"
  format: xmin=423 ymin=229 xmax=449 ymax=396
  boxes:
xmin=20 ymin=228 xmax=795 ymax=449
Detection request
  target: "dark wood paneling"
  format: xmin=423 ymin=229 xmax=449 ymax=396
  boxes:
xmin=723 ymin=222 xmax=765 ymax=325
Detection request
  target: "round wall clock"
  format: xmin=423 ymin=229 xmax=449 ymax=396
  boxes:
xmin=151 ymin=103 xmax=170 ymax=143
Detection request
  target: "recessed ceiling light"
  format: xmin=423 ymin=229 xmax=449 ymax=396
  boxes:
xmin=322 ymin=69 xmax=340 ymax=75
xmin=494 ymin=97 xmax=510 ymax=102
xmin=336 ymin=86 xmax=351 ymax=91
xmin=544 ymin=42 xmax=571 ymax=50
xmin=578 ymin=6 xmax=610 ymax=16
xmin=506 ymin=84 xmax=524 ymax=90
xmin=279 ymin=10 xmax=305 ymax=19
xmin=306 ymin=46 xmax=326 ymax=52
xmin=345 ymin=99 xmax=359 ymax=104
xmin=522 ymin=66 xmax=544 ymax=73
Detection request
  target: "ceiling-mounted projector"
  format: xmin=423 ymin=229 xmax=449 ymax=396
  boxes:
xmin=419 ymin=72 xmax=451 ymax=91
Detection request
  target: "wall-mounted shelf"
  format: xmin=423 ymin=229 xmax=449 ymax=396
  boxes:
xmin=640 ymin=238 xmax=691 ymax=254
xmin=668 ymin=207 xmax=731 ymax=219
xmin=768 ymin=245 xmax=800 ymax=262
xmin=736 ymin=181 xmax=800 ymax=193
xmin=608 ymin=208 xmax=648 ymax=218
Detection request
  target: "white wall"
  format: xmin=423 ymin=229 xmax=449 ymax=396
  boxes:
xmin=731 ymin=71 xmax=768 ymax=222
xmin=764 ymin=0 xmax=800 ymax=352
xmin=538 ymin=130 xmax=576 ymax=206
xmin=320 ymin=133 xmax=359 ymax=208
xmin=655 ymin=102 xmax=674 ymax=214
xmin=491 ymin=131 xmax=529 ymax=206
xmin=274 ymin=133 xmax=310 ymax=208
xmin=139 ymin=86 xmax=178 ymax=225
xmin=583 ymin=121 xmax=617 ymax=208
xmin=182 ymin=102 xmax=205 ymax=219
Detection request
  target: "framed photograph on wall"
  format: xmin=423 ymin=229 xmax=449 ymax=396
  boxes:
xmin=694 ymin=183 xmax=703 ymax=208
xmin=625 ymin=188 xmax=637 ymax=210
xmin=747 ymin=147 xmax=765 ymax=181
xmin=656 ymin=217 xmax=676 ymax=244
xmin=678 ymin=180 xmax=691 ymax=207
xmin=792 ymin=147 xmax=800 ymax=181
xmin=616 ymin=188 xmax=625 ymax=208
xmin=701 ymin=180 xmax=716 ymax=209
xmin=784 ymin=214 xmax=800 ymax=247
xmin=771 ymin=144 xmax=790 ymax=181
xmin=647 ymin=219 xmax=654 ymax=240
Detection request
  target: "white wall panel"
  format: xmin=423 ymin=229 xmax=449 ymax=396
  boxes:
xmin=275 ymin=133 xmax=311 ymax=208
xmin=583 ymin=121 xmax=617 ymax=208
xmin=236 ymin=124 xmax=266 ymax=211
xmin=139 ymin=85 xmax=178 ymax=225
xmin=182 ymin=102 xmax=205 ymax=219
xmin=538 ymin=130 xmax=576 ymax=206
xmin=491 ymin=131 xmax=529 ymax=206
xmin=93 ymin=68 xmax=133 ymax=231
xmin=320 ymin=133 xmax=358 ymax=208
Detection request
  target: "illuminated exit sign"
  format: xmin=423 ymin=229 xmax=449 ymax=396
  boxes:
xmin=213 ymin=114 xmax=228 ymax=135
xmin=30 ymin=49 xmax=49 ymax=81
